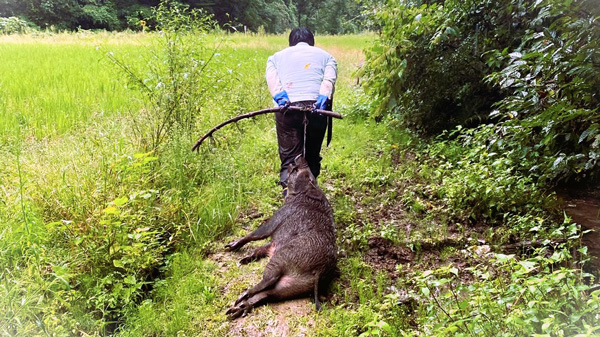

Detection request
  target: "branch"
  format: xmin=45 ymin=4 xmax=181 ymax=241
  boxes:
xmin=191 ymin=106 xmax=343 ymax=151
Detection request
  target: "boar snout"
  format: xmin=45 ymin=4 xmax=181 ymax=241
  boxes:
xmin=286 ymin=155 xmax=320 ymax=198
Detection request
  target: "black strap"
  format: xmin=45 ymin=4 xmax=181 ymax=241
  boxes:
xmin=326 ymin=116 xmax=332 ymax=146
xmin=326 ymin=98 xmax=333 ymax=146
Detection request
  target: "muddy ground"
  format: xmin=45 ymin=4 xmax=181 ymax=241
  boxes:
xmin=211 ymin=192 xmax=492 ymax=336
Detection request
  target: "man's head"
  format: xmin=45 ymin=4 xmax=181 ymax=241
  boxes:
xmin=289 ymin=27 xmax=314 ymax=47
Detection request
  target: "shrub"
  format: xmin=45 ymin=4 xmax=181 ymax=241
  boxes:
xmin=43 ymin=152 xmax=181 ymax=329
xmin=409 ymin=242 xmax=599 ymax=336
xmin=360 ymin=0 xmax=534 ymax=134
xmin=363 ymin=0 xmax=600 ymax=184
xmin=0 ymin=16 xmax=36 ymax=34
xmin=79 ymin=3 xmax=121 ymax=30
xmin=485 ymin=0 xmax=600 ymax=183
xmin=435 ymin=128 xmax=550 ymax=223
xmin=106 ymin=1 xmax=223 ymax=151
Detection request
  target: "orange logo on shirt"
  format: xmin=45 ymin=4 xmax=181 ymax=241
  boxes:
xmin=304 ymin=63 xmax=311 ymax=69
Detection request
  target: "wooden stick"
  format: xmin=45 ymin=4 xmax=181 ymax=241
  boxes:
xmin=191 ymin=106 xmax=343 ymax=151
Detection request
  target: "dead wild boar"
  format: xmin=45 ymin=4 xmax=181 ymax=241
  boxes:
xmin=224 ymin=155 xmax=337 ymax=319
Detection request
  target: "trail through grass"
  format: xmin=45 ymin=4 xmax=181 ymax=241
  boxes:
xmin=0 ymin=32 xmax=379 ymax=335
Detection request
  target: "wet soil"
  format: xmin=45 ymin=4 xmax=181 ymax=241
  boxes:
xmin=219 ymin=182 xmax=600 ymax=336
xmin=362 ymin=234 xmax=484 ymax=285
xmin=364 ymin=237 xmax=414 ymax=278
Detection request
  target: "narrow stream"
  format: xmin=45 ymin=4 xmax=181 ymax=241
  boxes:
xmin=558 ymin=190 xmax=600 ymax=271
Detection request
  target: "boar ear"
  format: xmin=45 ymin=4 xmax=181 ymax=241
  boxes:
xmin=306 ymin=183 xmax=324 ymax=201
xmin=288 ymin=180 xmax=305 ymax=196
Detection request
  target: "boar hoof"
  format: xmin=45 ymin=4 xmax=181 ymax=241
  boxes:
xmin=239 ymin=255 xmax=255 ymax=265
xmin=234 ymin=290 xmax=249 ymax=306
xmin=225 ymin=240 xmax=242 ymax=251
xmin=226 ymin=301 xmax=251 ymax=320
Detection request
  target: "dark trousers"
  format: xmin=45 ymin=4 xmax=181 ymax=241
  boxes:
xmin=275 ymin=101 xmax=329 ymax=187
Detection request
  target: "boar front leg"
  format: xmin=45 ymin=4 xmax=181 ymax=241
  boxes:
xmin=225 ymin=210 xmax=286 ymax=251
xmin=239 ymin=243 xmax=273 ymax=265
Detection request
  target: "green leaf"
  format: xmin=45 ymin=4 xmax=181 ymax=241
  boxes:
xmin=113 ymin=196 xmax=128 ymax=206
xmin=445 ymin=325 xmax=459 ymax=333
xmin=124 ymin=275 xmax=137 ymax=285
xmin=509 ymin=52 xmax=522 ymax=59
xmin=519 ymin=261 xmax=537 ymax=272
xmin=113 ymin=259 xmax=125 ymax=268
xmin=494 ymin=253 xmax=515 ymax=263
xmin=103 ymin=206 xmax=120 ymax=215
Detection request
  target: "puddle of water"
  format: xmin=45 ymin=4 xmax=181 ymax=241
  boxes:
xmin=558 ymin=191 xmax=600 ymax=271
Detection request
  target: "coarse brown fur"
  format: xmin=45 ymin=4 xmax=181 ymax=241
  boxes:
xmin=225 ymin=155 xmax=337 ymax=319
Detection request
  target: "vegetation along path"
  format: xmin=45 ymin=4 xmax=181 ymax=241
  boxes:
xmin=1 ymin=1 xmax=600 ymax=335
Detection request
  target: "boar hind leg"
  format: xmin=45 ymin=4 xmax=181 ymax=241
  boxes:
xmin=239 ymin=243 xmax=272 ymax=265
xmin=226 ymin=273 xmax=322 ymax=320
xmin=237 ymin=271 xmax=281 ymax=305
xmin=226 ymin=291 xmax=270 ymax=320
xmin=271 ymin=272 xmax=323 ymax=311
xmin=226 ymin=272 xmax=281 ymax=320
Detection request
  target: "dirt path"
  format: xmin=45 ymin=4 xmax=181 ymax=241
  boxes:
xmin=227 ymin=299 xmax=315 ymax=337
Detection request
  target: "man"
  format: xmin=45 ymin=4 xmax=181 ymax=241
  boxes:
xmin=265 ymin=27 xmax=337 ymax=194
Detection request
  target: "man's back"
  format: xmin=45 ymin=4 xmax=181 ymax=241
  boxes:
xmin=264 ymin=27 xmax=337 ymax=189
xmin=266 ymin=42 xmax=336 ymax=102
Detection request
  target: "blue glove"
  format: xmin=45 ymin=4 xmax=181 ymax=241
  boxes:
xmin=273 ymin=91 xmax=290 ymax=107
xmin=314 ymin=94 xmax=328 ymax=110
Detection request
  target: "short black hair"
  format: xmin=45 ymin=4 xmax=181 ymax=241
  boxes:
xmin=289 ymin=27 xmax=314 ymax=46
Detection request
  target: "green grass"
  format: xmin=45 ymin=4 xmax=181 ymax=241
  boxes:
xmin=0 ymin=34 xmax=144 ymax=142
xmin=0 ymin=31 xmax=367 ymax=142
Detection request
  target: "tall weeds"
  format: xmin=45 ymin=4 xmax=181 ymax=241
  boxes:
xmin=106 ymin=2 xmax=225 ymax=151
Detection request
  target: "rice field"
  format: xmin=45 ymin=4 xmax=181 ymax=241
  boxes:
xmin=0 ymin=33 xmax=144 ymax=141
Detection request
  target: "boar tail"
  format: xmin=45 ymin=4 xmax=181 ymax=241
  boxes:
xmin=313 ymin=271 xmax=322 ymax=311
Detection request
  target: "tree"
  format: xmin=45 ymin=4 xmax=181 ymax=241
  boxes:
xmin=0 ymin=0 xmax=124 ymax=30
xmin=291 ymin=0 xmax=367 ymax=34
xmin=198 ymin=0 xmax=296 ymax=33
xmin=361 ymin=0 xmax=534 ymax=133
xmin=0 ymin=0 xmax=374 ymax=33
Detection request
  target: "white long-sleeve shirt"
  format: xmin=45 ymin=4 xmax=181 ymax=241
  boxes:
xmin=265 ymin=42 xmax=337 ymax=103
